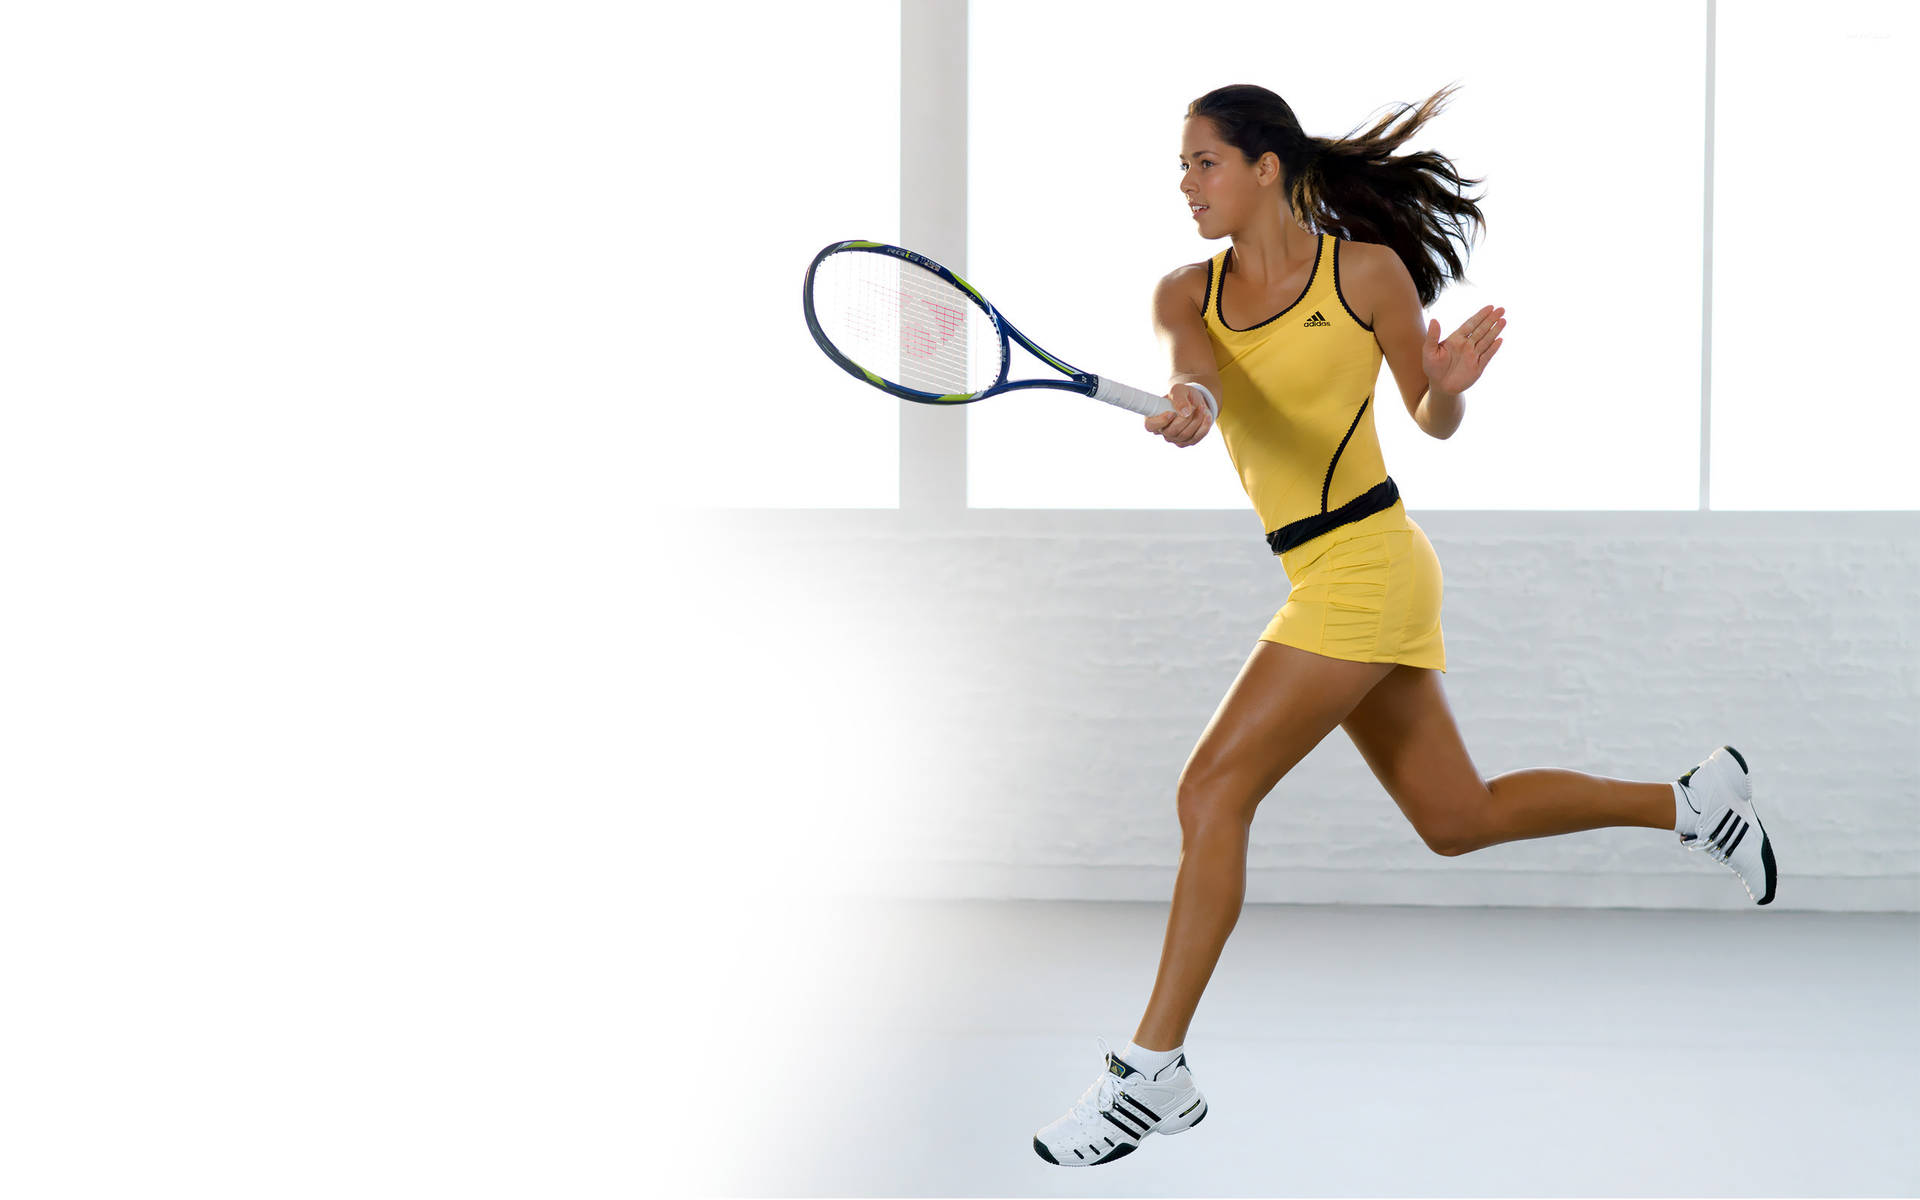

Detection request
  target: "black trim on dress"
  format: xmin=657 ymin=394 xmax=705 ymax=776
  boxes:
xmin=1215 ymin=234 xmax=1324 ymax=332
xmin=1331 ymin=239 xmax=1373 ymax=332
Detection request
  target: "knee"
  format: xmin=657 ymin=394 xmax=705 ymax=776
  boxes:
xmin=1175 ymin=773 xmax=1256 ymax=836
xmin=1417 ymin=794 xmax=1490 ymax=857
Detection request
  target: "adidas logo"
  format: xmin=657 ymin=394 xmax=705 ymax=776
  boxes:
xmin=1302 ymin=310 xmax=1330 ymax=327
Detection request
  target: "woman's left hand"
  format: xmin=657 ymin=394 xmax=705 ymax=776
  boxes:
xmin=1423 ymin=305 xmax=1505 ymax=395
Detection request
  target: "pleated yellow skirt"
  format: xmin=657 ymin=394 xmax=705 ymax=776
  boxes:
xmin=1259 ymin=503 xmax=1447 ymax=673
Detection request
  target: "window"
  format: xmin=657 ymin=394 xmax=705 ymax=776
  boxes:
xmin=967 ymin=0 xmax=1707 ymax=511
xmin=1710 ymin=0 xmax=1917 ymax=509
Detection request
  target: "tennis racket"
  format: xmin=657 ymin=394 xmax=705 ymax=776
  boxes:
xmin=801 ymin=240 xmax=1216 ymax=420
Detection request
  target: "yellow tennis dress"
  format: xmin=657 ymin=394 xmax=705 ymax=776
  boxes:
xmin=1202 ymin=232 xmax=1446 ymax=673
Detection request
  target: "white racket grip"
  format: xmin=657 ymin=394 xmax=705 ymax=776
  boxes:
xmin=1091 ymin=375 xmax=1218 ymax=419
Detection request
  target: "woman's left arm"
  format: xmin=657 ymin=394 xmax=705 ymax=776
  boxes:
xmin=1358 ymin=242 xmax=1503 ymax=440
xmin=1419 ymin=303 xmax=1505 ymax=440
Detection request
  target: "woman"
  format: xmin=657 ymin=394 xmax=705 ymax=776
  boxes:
xmin=1033 ymin=83 xmax=1776 ymax=1169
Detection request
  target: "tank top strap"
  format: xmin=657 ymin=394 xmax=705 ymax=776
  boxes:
xmin=1277 ymin=232 xmax=1334 ymax=315
xmin=1202 ymin=247 xmax=1228 ymax=333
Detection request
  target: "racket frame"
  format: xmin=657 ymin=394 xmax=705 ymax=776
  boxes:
xmin=802 ymin=240 xmax=1104 ymax=406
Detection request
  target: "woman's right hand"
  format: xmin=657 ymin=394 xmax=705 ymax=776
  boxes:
xmin=1144 ymin=383 xmax=1214 ymax=448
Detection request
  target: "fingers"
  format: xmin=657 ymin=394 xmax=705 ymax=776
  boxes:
xmin=1145 ymin=409 xmax=1175 ymax=432
xmin=1450 ymin=306 xmax=1506 ymax=349
xmin=1163 ymin=405 xmax=1211 ymax=446
xmin=1145 ymin=388 xmax=1214 ymax=446
xmin=1477 ymin=312 xmax=1505 ymax=356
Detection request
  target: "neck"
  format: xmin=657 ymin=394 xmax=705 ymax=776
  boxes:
xmin=1227 ymin=214 xmax=1316 ymax=285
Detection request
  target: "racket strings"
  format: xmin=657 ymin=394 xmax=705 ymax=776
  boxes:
xmin=812 ymin=251 xmax=1001 ymax=396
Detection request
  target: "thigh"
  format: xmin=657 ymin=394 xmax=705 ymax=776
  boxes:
xmin=1180 ymin=639 xmax=1395 ymax=827
xmin=1338 ymin=662 xmax=1488 ymax=853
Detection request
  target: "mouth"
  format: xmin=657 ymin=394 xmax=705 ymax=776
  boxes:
xmin=1189 ymin=203 xmax=1209 ymax=217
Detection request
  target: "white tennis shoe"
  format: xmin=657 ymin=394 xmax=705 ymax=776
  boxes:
xmin=1676 ymin=745 xmax=1777 ymax=905
xmin=1033 ymin=1037 xmax=1209 ymax=1166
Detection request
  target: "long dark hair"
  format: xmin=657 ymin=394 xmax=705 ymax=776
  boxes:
xmin=1186 ymin=82 xmax=1486 ymax=307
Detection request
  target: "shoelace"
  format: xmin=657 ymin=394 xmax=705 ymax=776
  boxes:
xmin=1073 ymin=1037 xmax=1128 ymax=1122
xmin=1679 ymin=774 xmax=1759 ymax=899
xmin=1689 ymin=820 xmax=1734 ymax=863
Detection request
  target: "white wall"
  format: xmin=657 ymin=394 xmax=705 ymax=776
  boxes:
xmin=660 ymin=506 xmax=1920 ymax=912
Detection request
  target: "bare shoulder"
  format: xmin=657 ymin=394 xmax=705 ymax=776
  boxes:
xmin=1335 ymin=238 xmax=1392 ymax=325
xmin=1157 ymin=260 xmax=1211 ymax=311
xmin=1339 ymin=238 xmax=1386 ymax=276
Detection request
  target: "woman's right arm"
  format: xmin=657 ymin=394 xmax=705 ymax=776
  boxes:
xmin=1146 ymin=266 xmax=1221 ymax=446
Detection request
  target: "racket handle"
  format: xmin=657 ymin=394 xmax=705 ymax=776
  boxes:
xmin=1091 ymin=375 xmax=1218 ymax=420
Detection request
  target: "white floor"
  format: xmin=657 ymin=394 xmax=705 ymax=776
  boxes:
xmin=671 ymin=897 xmax=1920 ymax=1197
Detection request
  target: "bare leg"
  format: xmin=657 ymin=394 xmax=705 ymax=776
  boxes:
xmin=1130 ymin=641 xmax=1394 ymax=1052
xmin=1339 ymin=664 xmax=1683 ymax=858
xmin=1468 ymin=770 xmax=1675 ymax=852
xmin=1131 ymin=817 xmax=1251 ymax=1051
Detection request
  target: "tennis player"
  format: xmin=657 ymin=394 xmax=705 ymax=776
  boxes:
xmin=1033 ymin=82 xmax=1777 ymax=1168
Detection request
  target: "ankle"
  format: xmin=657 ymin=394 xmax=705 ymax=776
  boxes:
xmin=1673 ymin=780 xmax=1698 ymax=834
xmin=1123 ymin=1039 xmax=1185 ymax=1075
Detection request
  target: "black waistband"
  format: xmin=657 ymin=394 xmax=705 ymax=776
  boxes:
xmin=1266 ymin=477 xmax=1401 ymax=555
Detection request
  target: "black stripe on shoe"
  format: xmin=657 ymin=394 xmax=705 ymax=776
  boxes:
xmin=1714 ymin=816 xmax=1746 ymax=853
xmin=1118 ymin=1093 xmax=1161 ymax=1124
xmin=1724 ymin=820 xmax=1749 ymax=855
xmin=1103 ymin=1109 xmax=1147 ymax=1139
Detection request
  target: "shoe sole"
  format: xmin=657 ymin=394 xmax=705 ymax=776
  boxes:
xmin=1033 ymin=1135 xmax=1138 ymax=1166
xmin=1032 ymin=1094 xmax=1208 ymax=1166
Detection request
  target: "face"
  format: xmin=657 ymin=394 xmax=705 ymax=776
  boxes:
xmin=1179 ymin=115 xmax=1279 ymax=236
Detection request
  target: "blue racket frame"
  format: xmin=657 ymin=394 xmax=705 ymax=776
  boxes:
xmin=802 ymin=239 xmax=1100 ymax=406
